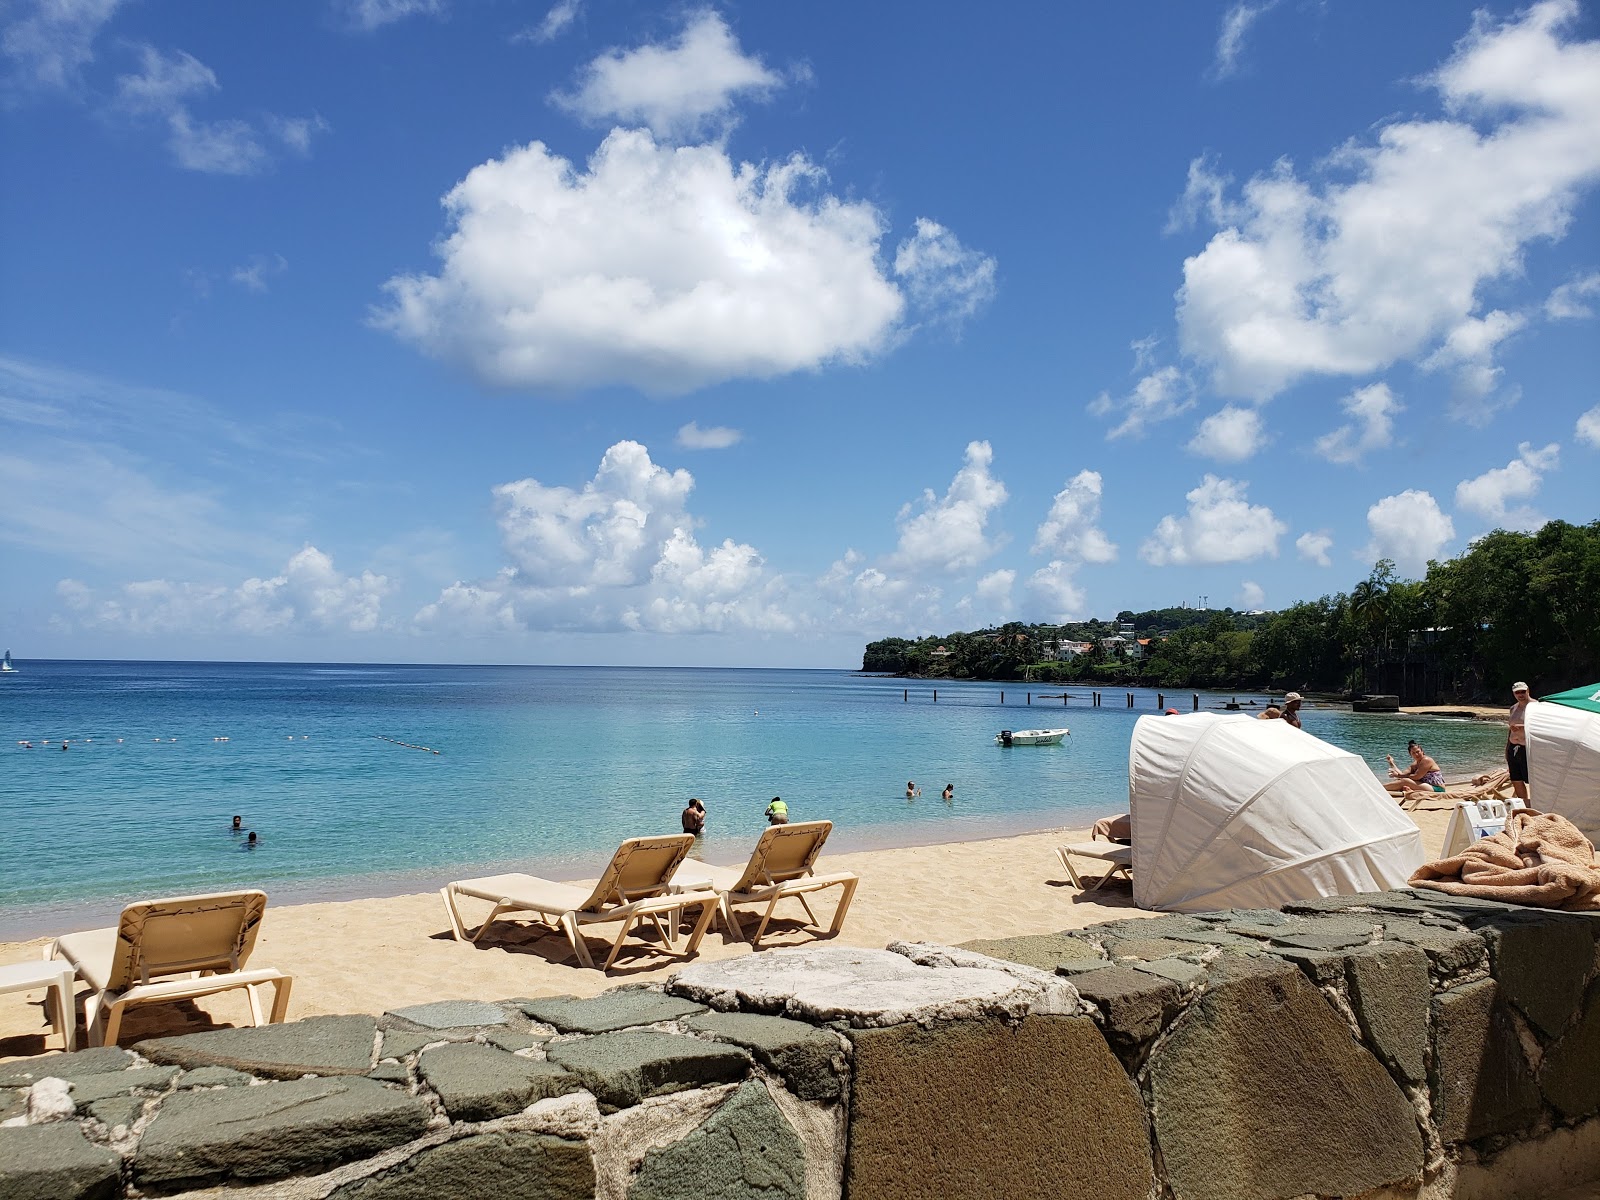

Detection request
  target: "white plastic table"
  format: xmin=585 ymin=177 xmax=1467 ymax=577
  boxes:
xmin=0 ymin=960 xmax=77 ymax=1052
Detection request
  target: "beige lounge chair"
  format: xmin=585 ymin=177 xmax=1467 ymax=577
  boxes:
xmin=47 ymin=890 xmax=293 ymax=1047
xmin=440 ymin=834 xmax=720 ymax=970
xmin=1056 ymin=841 xmax=1133 ymax=891
xmin=670 ymin=820 xmax=859 ymax=948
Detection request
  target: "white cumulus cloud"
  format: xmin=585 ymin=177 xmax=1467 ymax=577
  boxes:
xmin=416 ymin=440 xmax=795 ymax=636
xmin=1176 ymin=1 xmax=1600 ymax=404
xmin=675 ymin=421 xmax=742 ymax=450
xmin=1090 ymin=366 xmax=1194 ymax=439
xmin=1577 ymin=404 xmax=1600 ymax=448
xmin=2 ymin=0 xmax=121 ymax=90
xmin=893 ymin=218 xmax=998 ymax=329
xmin=1455 ymin=441 xmax=1560 ymax=528
xmin=889 ymin=441 xmax=1008 ymax=575
xmin=1213 ymin=1 xmax=1277 ymax=80
xmin=1296 ymin=531 xmax=1334 ymax=567
xmin=1032 ymin=469 xmax=1117 ymax=563
xmin=518 ymin=0 xmax=582 ymax=45
xmin=1364 ymin=491 xmax=1455 ymax=573
xmin=1546 ymin=271 xmax=1600 ymax=319
xmin=1140 ymin=475 xmax=1287 ymax=566
xmin=1420 ymin=310 xmax=1528 ymax=425
xmin=56 ymin=547 xmax=393 ymax=635
xmin=1314 ymin=382 xmax=1402 ymax=465
xmin=553 ymin=9 xmax=783 ymax=141
xmin=1026 ymin=561 xmax=1090 ymax=623
xmin=1187 ymin=404 xmax=1266 ymax=462
xmin=376 ymin=128 xmax=989 ymax=393
xmin=1237 ymin=580 xmax=1267 ymax=609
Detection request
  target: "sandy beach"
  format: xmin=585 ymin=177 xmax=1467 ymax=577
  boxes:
xmin=0 ymin=806 xmax=1455 ymax=1062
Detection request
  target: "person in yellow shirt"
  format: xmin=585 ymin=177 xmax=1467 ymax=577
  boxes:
xmin=764 ymin=796 xmax=789 ymax=825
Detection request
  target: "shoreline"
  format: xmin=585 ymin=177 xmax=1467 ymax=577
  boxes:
xmin=0 ymin=807 xmax=1458 ymax=1059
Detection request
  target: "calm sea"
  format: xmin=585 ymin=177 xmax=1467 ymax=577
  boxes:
xmin=0 ymin=660 xmax=1508 ymax=938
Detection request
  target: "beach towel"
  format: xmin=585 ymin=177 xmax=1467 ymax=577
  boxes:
xmin=1091 ymin=814 xmax=1132 ymax=844
xmin=1410 ymin=809 xmax=1600 ymax=911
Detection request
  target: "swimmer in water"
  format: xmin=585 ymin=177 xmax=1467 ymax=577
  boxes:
xmin=941 ymin=783 xmax=953 ymax=801
xmin=906 ymin=781 xmax=921 ymax=799
xmin=243 ymin=831 xmax=259 ymax=849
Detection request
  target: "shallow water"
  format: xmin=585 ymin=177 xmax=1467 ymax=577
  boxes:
xmin=0 ymin=661 xmax=1506 ymax=937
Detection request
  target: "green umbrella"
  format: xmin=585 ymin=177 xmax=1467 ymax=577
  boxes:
xmin=1541 ymin=683 xmax=1600 ymax=715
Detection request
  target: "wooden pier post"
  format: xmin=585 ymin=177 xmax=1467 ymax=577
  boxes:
xmin=1193 ymin=694 xmax=1199 ymax=711
xmin=1000 ymin=691 xmax=1004 ymax=704
xmin=933 ymin=689 xmax=938 ymax=703
xmin=1127 ymin=692 xmax=1133 ymax=707
xmin=1158 ymin=693 xmax=1165 ymax=709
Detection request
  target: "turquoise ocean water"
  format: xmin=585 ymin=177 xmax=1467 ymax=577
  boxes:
xmin=0 ymin=661 xmax=1508 ymax=939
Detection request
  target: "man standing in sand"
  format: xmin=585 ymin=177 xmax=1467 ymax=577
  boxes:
xmin=1507 ymin=682 xmax=1536 ymax=801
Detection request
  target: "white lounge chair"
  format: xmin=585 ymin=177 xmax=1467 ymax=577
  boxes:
xmin=670 ymin=820 xmax=859 ymax=948
xmin=1056 ymin=842 xmax=1133 ymax=891
xmin=440 ymin=834 xmax=720 ymax=970
xmin=47 ymin=890 xmax=293 ymax=1047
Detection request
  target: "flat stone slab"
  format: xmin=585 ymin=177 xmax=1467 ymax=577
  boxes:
xmin=326 ymin=1130 xmax=595 ymax=1200
xmin=1133 ymin=958 xmax=1207 ymax=988
xmin=631 ymin=1079 xmax=806 ymax=1200
xmin=1380 ymin=918 xmax=1487 ymax=976
xmin=522 ymin=989 xmax=707 ymax=1033
xmin=1068 ymin=965 xmax=1180 ymax=1050
xmin=845 ymin=1014 xmax=1152 ymax=1200
xmin=0 ymin=1046 xmax=133 ymax=1087
xmin=686 ymin=1011 xmax=845 ymax=1101
xmin=134 ymin=1075 xmax=431 ymax=1190
xmin=87 ymin=1094 xmax=145 ymax=1131
xmin=956 ymin=932 xmax=1106 ymax=973
xmin=419 ymin=1042 xmax=581 ymax=1121
xmin=380 ymin=1029 xmax=447 ymax=1060
xmin=0 ymin=1122 xmax=122 ymax=1200
xmin=387 ymin=999 xmax=510 ymax=1030
xmin=136 ymin=1014 xmax=378 ymax=1079
xmin=669 ymin=946 xmax=1041 ymax=1027
xmin=175 ymin=1066 xmax=255 ymax=1089
xmin=67 ymin=1065 xmax=179 ymax=1107
xmin=1103 ymin=936 xmax=1201 ymax=961
xmin=1433 ymin=979 xmax=1543 ymax=1142
xmin=545 ymin=1030 xmax=750 ymax=1110
xmin=1346 ymin=942 xmax=1430 ymax=1086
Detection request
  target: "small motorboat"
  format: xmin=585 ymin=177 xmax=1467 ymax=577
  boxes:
xmin=996 ymin=727 xmax=1069 ymax=746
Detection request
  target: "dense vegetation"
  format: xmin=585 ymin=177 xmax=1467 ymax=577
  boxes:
xmin=861 ymin=520 xmax=1600 ymax=702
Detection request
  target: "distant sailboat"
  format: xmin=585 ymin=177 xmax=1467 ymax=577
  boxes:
xmin=1 ymin=650 xmax=17 ymax=674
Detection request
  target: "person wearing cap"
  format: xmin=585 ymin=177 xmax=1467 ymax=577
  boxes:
xmin=1506 ymin=681 xmax=1536 ymax=800
xmin=1282 ymin=693 xmax=1303 ymax=729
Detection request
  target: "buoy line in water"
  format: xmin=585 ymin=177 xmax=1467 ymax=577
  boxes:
xmin=373 ymin=735 xmax=441 ymax=755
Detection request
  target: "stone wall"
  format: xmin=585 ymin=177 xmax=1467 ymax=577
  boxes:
xmin=3 ymin=888 xmax=1599 ymax=1199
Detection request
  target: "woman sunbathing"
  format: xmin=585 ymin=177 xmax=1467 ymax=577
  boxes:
xmin=1384 ymin=740 xmax=1445 ymax=798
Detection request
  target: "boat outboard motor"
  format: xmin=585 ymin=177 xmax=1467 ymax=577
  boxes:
xmin=1000 ymin=730 xmax=1014 ymax=746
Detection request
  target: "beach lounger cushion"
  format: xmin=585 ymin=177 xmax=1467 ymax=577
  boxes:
xmin=440 ymin=834 xmax=721 ymax=971
xmin=671 ymin=820 xmax=860 ymax=948
xmin=1056 ymin=842 xmax=1134 ymax=891
xmin=47 ymin=889 xmax=293 ymax=1047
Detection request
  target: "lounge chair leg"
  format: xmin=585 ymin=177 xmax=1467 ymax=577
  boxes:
xmin=561 ymin=913 xmax=596 ymax=970
xmin=439 ymin=887 xmax=470 ymax=941
xmin=749 ymin=895 xmax=783 ymax=947
xmin=828 ymin=878 xmax=859 ymax=934
xmin=647 ymin=910 xmax=674 ymax=951
xmin=269 ymin=977 xmax=293 ymax=1023
xmin=1056 ymin=849 xmax=1087 ymax=889
xmin=245 ymin=983 xmax=266 ymax=1026
xmin=83 ymin=995 xmax=107 ymax=1049
xmin=719 ymin=897 xmax=745 ymax=942
xmin=99 ymin=998 xmax=126 ymax=1049
xmin=603 ymin=916 xmax=638 ymax=972
xmin=795 ymin=893 xmax=820 ymax=928
xmin=682 ymin=898 xmax=718 ymax=956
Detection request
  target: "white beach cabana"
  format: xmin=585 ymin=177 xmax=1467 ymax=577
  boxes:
xmin=1129 ymin=713 xmax=1426 ymax=913
xmin=1528 ymin=684 xmax=1600 ymax=842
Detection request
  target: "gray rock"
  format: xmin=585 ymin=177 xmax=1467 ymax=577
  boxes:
xmin=0 ymin=1123 xmax=122 ymax=1200
xmin=954 ymin=932 xmax=1106 ymax=973
xmin=1346 ymin=942 xmax=1431 ymax=1086
xmin=66 ymin=1065 xmax=179 ymax=1107
xmin=369 ymin=1063 xmax=411 ymax=1085
xmin=1269 ymin=928 xmax=1374 ymax=951
xmin=1149 ymin=952 xmax=1423 ymax=1200
xmin=523 ymin=989 xmax=707 ymax=1034
xmin=1433 ymin=978 xmax=1544 ymax=1143
xmin=133 ymin=1074 xmax=431 ymax=1190
xmin=685 ymin=1012 xmax=844 ymax=1101
xmin=387 ymin=1000 xmax=511 ymax=1030
xmin=1132 ymin=957 xmax=1207 ymax=988
xmin=1381 ymin=918 xmax=1488 ymax=977
xmin=546 ymin=1031 xmax=750 ymax=1110
xmin=669 ymin=945 xmax=1039 ymax=1028
xmin=845 ymin=1014 xmax=1151 ymax=1200
xmin=485 ymin=1029 xmax=550 ymax=1053
xmin=0 ymin=1046 xmax=133 ymax=1087
xmin=1103 ymin=936 xmax=1199 ymax=961
xmin=174 ymin=1066 xmax=255 ymax=1089
xmin=327 ymin=1131 xmax=594 ymax=1200
xmin=419 ymin=1043 xmax=580 ymax=1121
xmin=0 ymin=1088 xmax=25 ymax=1122
xmin=1541 ymin=976 xmax=1600 ymax=1120
xmin=86 ymin=1094 xmax=145 ymax=1131
xmin=1474 ymin=913 xmax=1595 ymax=1038
xmin=136 ymin=1014 xmax=378 ymax=1079
xmin=630 ymin=1079 xmax=805 ymax=1200
xmin=381 ymin=1029 xmax=446 ymax=1060
xmin=1271 ymin=945 xmax=1352 ymax=986
xmin=1067 ymin=965 xmax=1180 ymax=1054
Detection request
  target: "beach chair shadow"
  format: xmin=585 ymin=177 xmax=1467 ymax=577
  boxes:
xmin=668 ymin=820 xmax=860 ymax=950
xmin=440 ymin=834 xmax=720 ymax=971
xmin=45 ymin=890 xmax=293 ymax=1048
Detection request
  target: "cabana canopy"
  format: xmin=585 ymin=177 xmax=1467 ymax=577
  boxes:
xmin=1528 ymin=684 xmax=1600 ymax=841
xmin=1129 ymin=713 xmax=1425 ymax=913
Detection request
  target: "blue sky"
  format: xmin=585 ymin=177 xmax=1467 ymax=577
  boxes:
xmin=1 ymin=0 xmax=1597 ymax=668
